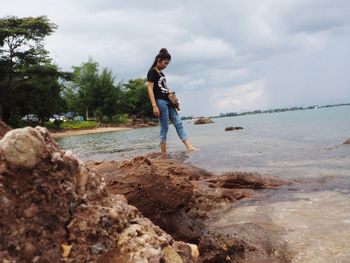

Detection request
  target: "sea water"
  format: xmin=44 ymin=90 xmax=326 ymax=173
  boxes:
xmin=57 ymin=106 xmax=350 ymax=262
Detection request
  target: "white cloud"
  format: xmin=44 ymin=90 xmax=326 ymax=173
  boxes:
xmin=215 ymin=80 xmax=267 ymax=111
xmin=1 ymin=0 xmax=350 ymax=116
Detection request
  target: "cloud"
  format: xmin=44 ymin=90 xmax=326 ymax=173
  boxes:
xmin=215 ymin=80 xmax=267 ymax=111
xmin=1 ymin=0 xmax=350 ymax=115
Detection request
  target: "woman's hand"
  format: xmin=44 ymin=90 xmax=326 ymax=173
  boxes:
xmin=153 ymin=105 xmax=160 ymax=117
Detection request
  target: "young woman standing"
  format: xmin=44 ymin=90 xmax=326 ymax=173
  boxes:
xmin=147 ymin=48 xmax=196 ymax=157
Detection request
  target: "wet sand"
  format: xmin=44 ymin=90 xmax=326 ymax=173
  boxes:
xmin=50 ymin=126 xmax=132 ymax=138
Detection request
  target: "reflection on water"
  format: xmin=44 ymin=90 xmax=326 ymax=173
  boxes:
xmin=56 ymin=106 xmax=350 ymax=262
xmin=208 ymin=179 xmax=350 ymax=263
xmin=57 ymin=126 xmax=160 ymax=161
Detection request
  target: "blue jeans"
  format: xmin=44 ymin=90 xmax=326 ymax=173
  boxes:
xmin=156 ymin=99 xmax=188 ymax=143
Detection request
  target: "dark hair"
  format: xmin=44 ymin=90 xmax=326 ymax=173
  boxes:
xmin=150 ymin=48 xmax=171 ymax=69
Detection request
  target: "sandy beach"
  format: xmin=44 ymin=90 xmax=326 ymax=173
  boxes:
xmin=50 ymin=126 xmax=132 ymax=138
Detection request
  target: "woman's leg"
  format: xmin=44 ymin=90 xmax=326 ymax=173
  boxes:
xmin=168 ymin=106 xmax=196 ymax=151
xmin=168 ymin=106 xmax=187 ymax=141
xmin=156 ymin=99 xmax=169 ymax=157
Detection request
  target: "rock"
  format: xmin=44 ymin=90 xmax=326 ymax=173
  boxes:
xmin=89 ymin=156 xmax=288 ymax=253
xmin=198 ymin=233 xmax=246 ymax=262
xmin=0 ymin=126 xmax=290 ymax=262
xmin=61 ymin=244 xmax=72 ymax=258
xmin=0 ymin=127 xmax=46 ymax=169
xmin=207 ymin=171 xmax=286 ymax=189
xmin=225 ymin=126 xmax=243 ymax=131
xmin=0 ymin=126 xmax=198 ymax=263
xmin=146 ymin=121 xmax=158 ymax=126
xmin=23 ymin=205 xmax=38 ymax=218
xmin=91 ymin=243 xmax=107 ymax=255
xmin=22 ymin=242 xmax=37 ymax=260
xmin=343 ymin=138 xmax=350 ymax=144
xmin=194 ymin=118 xmax=213 ymax=125
xmin=88 ymin=156 xmax=199 ymax=242
xmin=189 ymin=244 xmax=200 ymax=259
xmin=0 ymin=128 xmax=78 ymax=262
xmin=127 ymin=119 xmax=159 ymax=128
xmin=199 ymin=224 xmax=292 ymax=263
xmin=162 ymin=246 xmax=183 ymax=263
xmin=0 ymin=121 xmax=11 ymax=139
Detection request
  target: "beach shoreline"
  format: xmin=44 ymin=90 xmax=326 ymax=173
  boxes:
xmin=50 ymin=126 xmax=132 ymax=138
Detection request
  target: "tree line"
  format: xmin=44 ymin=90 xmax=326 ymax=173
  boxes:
xmin=0 ymin=16 xmax=152 ymax=127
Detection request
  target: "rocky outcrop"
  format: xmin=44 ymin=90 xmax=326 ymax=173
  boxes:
xmin=0 ymin=121 xmax=11 ymax=139
xmin=0 ymin=125 xmax=292 ymax=262
xmin=194 ymin=118 xmax=214 ymax=125
xmin=0 ymin=127 xmax=198 ymax=262
xmin=343 ymin=138 xmax=350 ymax=144
xmin=88 ymin=157 xmax=291 ymax=262
xmin=127 ymin=118 xmax=158 ymax=128
xmin=225 ymin=126 xmax=243 ymax=131
xmin=199 ymin=225 xmax=292 ymax=263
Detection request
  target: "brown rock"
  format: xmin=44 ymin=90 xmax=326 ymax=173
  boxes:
xmin=89 ymin=156 xmax=288 ymax=247
xmin=198 ymin=224 xmax=292 ymax=263
xmin=162 ymin=246 xmax=183 ymax=263
xmin=0 ymin=125 xmax=291 ymax=262
xmin=102 ymin=156 xmax=194 ymax=216
xmin=221 ymin=189 xmax=253 ymax=201
xmin=22 ymin=242 xmax=37 ymax=260
xmin=0 ymin=121 xmax=11 ymax=139
xmin=198 ymin=233 xmax=246 ymax=262
xmin=0 ymin=127 xmax=46 ymax=169
xmin=194 ymin=118 xmax=214 ymax=125
xmin=0 ymin=127 xmax=198 ymax=263
xmin=23 ymin=205 xmax=38 ymax=218
xmin=127 ymin=118 xmax=159 ymax=128
xmin=343 ymin=138 xmax=350 ymax=144
xmin=225 ymin=126 xmax=243 ymax=131
xmin=207 ymin=171 xmax=287 ymax=189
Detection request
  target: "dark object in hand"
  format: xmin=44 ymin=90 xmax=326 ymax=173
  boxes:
xmin=168 ymin=91 xmax=180 ymax=111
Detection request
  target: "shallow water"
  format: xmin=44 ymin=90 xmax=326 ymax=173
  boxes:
xmin=208 ymin=180 xmax=350 ymax=263
xmin=57 ymin=106 xmax=350 ymax=262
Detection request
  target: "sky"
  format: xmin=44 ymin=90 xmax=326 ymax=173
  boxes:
xmin=2 ymin=0 xmax=350 ymax=116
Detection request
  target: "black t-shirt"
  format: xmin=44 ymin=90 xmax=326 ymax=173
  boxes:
xmin=147 ymin=68 xmax=169 ymax=101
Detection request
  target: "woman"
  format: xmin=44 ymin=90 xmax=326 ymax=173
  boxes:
xmin=147 ymin=48 xmax=196 ymax=158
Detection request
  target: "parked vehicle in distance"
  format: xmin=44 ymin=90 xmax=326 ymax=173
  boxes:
xmin=49 ymin=114 xmax=66 ymax=123
xmin=73 ymin=115 xmax=84 ymax=121
xmin=21 ymin=114 xmax=39 ymax=123
xmin=64 ymin=112 xmax=75 ymax=120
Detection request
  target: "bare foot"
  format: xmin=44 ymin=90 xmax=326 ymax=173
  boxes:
xmin=187 ymin=146 xmax=199 ymax=151
xmin=183 ymin=140 xmax=198 ymax=151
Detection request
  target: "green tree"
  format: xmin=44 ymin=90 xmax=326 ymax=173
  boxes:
xmin=121 ymin=78 xmax=153 ymax=119
xmin=65 ymin=59 xmax=122 ymax=121
xmin=70 ymin=59 xmax=99 ymax=119
xmin=0 ymin=16 xmax=57 ymax=122
xmin=23 ymin=64 xmax=65 ymax=125
xmin=61 ymin=85 xmax=79 ymax=115
xmin=97 ymin=68 xmax=121 ymax=121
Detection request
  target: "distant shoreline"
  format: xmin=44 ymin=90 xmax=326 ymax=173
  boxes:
xmin=211 ymin=102 xmax=350 ymax=119
xmin=51 ymin=126 xmax=132 ymax=138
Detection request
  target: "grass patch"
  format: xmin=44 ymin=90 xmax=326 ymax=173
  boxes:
xmin=45 ymin=121 xmax=97 ymax=130
xmin=61 ymin=121 xmax=98 ymax=129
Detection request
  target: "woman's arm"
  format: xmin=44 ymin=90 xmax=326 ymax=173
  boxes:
xmin=147 ymin=81 xmax=160 ymax=117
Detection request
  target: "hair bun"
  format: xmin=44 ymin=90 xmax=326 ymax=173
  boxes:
xmin=159 ymin=48 xmax=168 ymax=54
